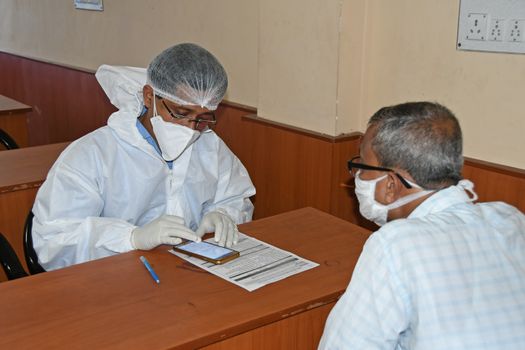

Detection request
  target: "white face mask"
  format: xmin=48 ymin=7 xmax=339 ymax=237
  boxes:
xmin=150 ymin=94 xmax=201 ymax=161
xmin=354 ymin=171 xmax=434 ymax=226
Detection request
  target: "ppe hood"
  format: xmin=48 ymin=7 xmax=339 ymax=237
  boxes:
xmin=95 ymin=65 xmax=147 ymax=116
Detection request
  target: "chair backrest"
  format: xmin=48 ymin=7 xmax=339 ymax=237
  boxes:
xmin=23 ymin=211 xmax=46 ymax=275
xmin=0 ymin=128 xmax=19 ymax=150
xmin=0 ymin=232 xmax=28 ymax=280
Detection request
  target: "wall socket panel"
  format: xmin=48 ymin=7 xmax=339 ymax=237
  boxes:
xmin=457 ymin=0 xmax=525 ymax=54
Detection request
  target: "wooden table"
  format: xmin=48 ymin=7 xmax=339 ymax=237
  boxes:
xmin=0 ymin=142 xmax=69 ymax=280
xmin=0 ymin=207 xmax=370 ymax=349
xmin=0 ymin=95 xmax=32 ymax=149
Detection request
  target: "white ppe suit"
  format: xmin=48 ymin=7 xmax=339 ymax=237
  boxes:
xmin=32 ymin=65 xmax=255 ymax=271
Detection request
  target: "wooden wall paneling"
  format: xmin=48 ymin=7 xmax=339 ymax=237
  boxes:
xmin=20 ymin=57 xmax=116 ymax=145
xmin=0 ymin=53 xmax=24 ymax=99
xmin=214 ymin=102 xmax=257 ymax=157
xmin=216 ymin=107 xmax=374 ymax=226
xmin=60 ymin=66 xmax=116 ymax=142
xmin=0 ymin=54 xmax=31 ymax=149
xmin=329 ymin=135 xmax=362 ymax=224
xmin=24 ymin=58 xmax=54 ymax=145
xmin=0 ymin=52 xmax=116 ymax=147
xmin=217 ymin=113 xmax=334 ymax=220
xmin=463 ymin=159 xmax=525 ymax=213
xmin=214 ymin=103 xmax=259 ymax=210
xmin=1 ymin=53 xmax=51 ymax=145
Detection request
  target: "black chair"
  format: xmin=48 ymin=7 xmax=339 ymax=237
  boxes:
xmin=0 ymin=128 xmax=19 ymax=150
xmin=23 ymin=211 xmax=46 ymax=275
xmin=0 ymin=232 xmax=28 ymax=280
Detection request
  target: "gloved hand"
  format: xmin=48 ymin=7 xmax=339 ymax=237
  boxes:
xmin=131 ymin=215 xmax=201 ymax=250
xmin=195 ymin=211 xmax=238 ymax=247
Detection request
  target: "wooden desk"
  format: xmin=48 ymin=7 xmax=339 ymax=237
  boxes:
xmin=0 ymin=142 xmax=69 ymax=281
xmin=0 ymin=207 xmax=370 ymax=349
xmin=0 ymin=95 xmax=32 ymax=149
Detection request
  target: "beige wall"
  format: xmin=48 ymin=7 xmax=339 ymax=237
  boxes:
xmin=337 ymin=0 xmax=368 ymax=134
xmin=338 ymin=0 xmax=525 ymax=168
xmin=0 ymin=0 xmax=259 ymax=107
xmin=1 ymin=0 xmax=524 ymax=168
xmin=258 ymin=0 xmax=340 ymax=135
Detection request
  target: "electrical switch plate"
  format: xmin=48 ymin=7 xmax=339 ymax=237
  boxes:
xmin=465 ymin=13 xmax=488 ymax=40
xmin=506 ymin=19 xmax=525 ymax=42
xmin=457 ymin=0 xmax=525 ymax=54
xmin=488 ymin=18 xmax=505 ymax=41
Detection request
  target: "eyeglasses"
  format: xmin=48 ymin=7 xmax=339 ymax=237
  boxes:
xmin=347 ymin=156 xmax=413 ymax=189
xmin=158 ymin=97 xmax=217 ymax=132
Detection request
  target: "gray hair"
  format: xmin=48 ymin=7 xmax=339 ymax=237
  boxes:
xmin=368 ymin=102 xmax=463 ymax=190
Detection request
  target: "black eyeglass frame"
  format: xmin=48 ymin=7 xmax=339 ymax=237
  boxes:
xmin=157 ymin=96 xmax=217 ymax=131
xmin=347 ymin=156 xmax=413 ymax=189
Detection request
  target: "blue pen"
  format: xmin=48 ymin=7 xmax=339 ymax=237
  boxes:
xmin=139 ymin=256 xmax=160 ymax=284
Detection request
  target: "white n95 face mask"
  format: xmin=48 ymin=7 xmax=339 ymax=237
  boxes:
xmin=150 ymin=94 xmax=200 ymax=161
xmin=150 ymin=116 xmax=200 ymax=161
xmin=354 ymin=171 xmax=433 ymax=226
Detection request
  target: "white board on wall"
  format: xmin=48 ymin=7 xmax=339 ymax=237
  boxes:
xmin=74 ymin=0 xmax=103 ymax=11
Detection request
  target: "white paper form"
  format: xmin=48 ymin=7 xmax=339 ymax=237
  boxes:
xmin=169 ymin=233 xmax=319 ymax=291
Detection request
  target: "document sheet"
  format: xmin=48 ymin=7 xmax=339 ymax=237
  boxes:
xmin=169 ymin=233 xmax=319 ymax=291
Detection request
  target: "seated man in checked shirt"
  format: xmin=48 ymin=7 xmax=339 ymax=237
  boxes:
xmin=319 ymin=101 xmax=525 ymax=350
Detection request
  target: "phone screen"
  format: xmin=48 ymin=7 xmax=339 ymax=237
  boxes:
xmin=175 ymin=241 xmax=238 ymax=261
xmin=173 ymin=241 xmax=240 ymax=264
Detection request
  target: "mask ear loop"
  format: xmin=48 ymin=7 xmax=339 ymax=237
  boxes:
xmin=457 ymin=179 xmax=479 ymax=202
xmin=386 ymin=188 xmax=434 ymax=211
xmin=152 ymin=91 xmax=158 ymax=117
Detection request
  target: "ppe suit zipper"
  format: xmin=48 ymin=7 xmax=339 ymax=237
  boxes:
xmin=169 ymin=168 xmax=174 ymax=191
xmin=166 ymin=168 xmax=175 ymax=215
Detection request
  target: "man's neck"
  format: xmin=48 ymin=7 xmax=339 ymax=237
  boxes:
xmin=387 ymin=191 xmax=435 ymax=221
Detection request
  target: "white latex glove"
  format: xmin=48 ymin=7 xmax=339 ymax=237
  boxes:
xmin=131 ymin=215 xmax=201 ymax=250
xmin=195 ymin=211 xmax=239 ymax=247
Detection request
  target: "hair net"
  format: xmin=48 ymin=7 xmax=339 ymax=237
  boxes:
xmin=146 ymin=43 xmax=228 ymax=111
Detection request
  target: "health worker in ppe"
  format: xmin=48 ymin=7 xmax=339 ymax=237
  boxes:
xmin=32 ymin=43 xmax=256 ymax=271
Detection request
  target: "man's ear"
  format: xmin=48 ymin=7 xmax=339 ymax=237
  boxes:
xmin=143 ymin=85 xmax=154 ymax=108
xmin=383 ymin=173 xmax=402 ymax=204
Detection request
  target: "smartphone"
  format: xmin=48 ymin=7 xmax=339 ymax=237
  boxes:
xmin=173 ymin=240 xmax=240 ymax=264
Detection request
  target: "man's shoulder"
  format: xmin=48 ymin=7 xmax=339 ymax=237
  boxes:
xmin=374 ymin=199 xmax=524 ymax=247
xmin=476 ymin=200 xmax=522 ymax=213
xmin=476 ymin=200 xmax=525 ymax=227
